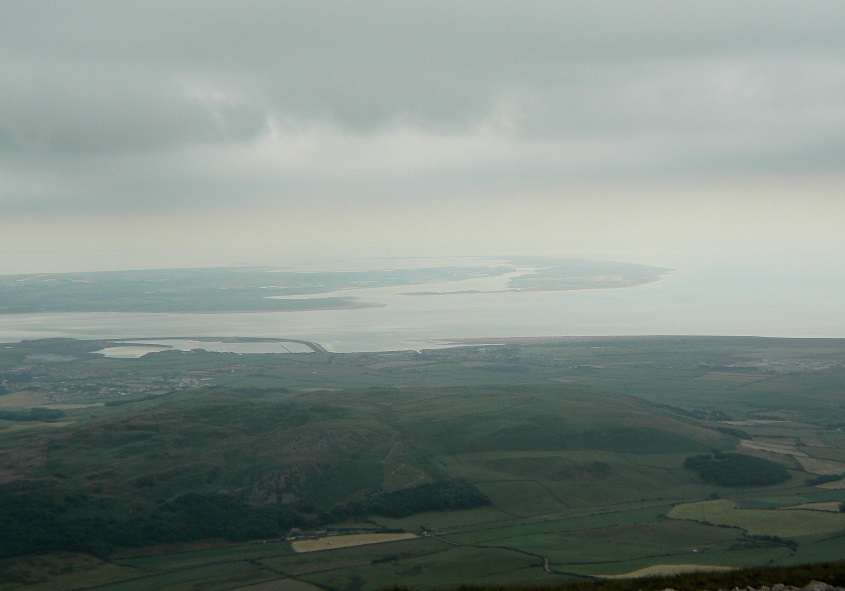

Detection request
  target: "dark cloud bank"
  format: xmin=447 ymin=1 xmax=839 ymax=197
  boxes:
xmin=1 ymin=1 xmax=843 ymax=219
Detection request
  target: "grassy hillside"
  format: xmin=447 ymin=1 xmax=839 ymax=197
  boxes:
xmin=0 ymin=381 xmax=737 ymax=558
xmin=0 ymin=336 xmax=843 ymax=590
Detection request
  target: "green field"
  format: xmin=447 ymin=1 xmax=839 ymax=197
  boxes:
xmin=668 ymin=499 xmax=845 ymax=537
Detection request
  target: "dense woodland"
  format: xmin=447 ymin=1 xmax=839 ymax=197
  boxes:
xmin=684 ymin=453 xmax=792 ymax=487
xmin=0 ymin=477 xmax=491 ymax=558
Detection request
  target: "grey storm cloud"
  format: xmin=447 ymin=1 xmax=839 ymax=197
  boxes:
xmin=1 ymin=0 xmax=844 ymax=214
xmin=1 ymin=58 xmax=268 ymax=155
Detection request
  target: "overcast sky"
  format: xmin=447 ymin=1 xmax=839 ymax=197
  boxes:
xmin=1 ymin=1 xmax=844 ymax=273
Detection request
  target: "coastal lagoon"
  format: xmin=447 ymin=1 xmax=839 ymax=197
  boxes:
xmin=2 ymin=260 xmax=843 ymax=352
xmin=95 ymin=339 xmax=317 ymax=358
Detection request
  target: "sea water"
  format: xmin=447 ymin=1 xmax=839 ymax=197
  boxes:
xmin=1 ymin=261 xmax=843 ymax=352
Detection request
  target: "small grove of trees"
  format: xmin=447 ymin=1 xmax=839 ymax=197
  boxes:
xmin=805 ymin=473 xmax=843 ymax=486
xmin=684 ymin=453 xmax=790 ymax=487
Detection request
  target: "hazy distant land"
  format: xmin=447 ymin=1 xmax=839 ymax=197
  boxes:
xmin=0 ymin=258 xmax=670 ymax=315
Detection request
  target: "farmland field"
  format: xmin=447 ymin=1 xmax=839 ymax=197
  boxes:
xmin=667 ymin=499 xmax=845 ymax=537
xmin=291 ymin=533 xmax=418 ymax=552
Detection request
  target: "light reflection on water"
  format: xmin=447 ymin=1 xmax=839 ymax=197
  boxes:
xmin=2 ymin=262 xmax=843 ymax=352
xmin=95 ymin=345 xmax=170 ymax=358
xmin=96 ymin=339 xmax=316 ymax=358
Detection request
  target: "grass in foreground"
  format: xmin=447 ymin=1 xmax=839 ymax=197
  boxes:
xmin=396 ymin=560 xmax=845 ymax=591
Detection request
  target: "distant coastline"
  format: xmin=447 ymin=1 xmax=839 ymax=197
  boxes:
xmin=0 ymin=258 xmax=669 ymax=315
